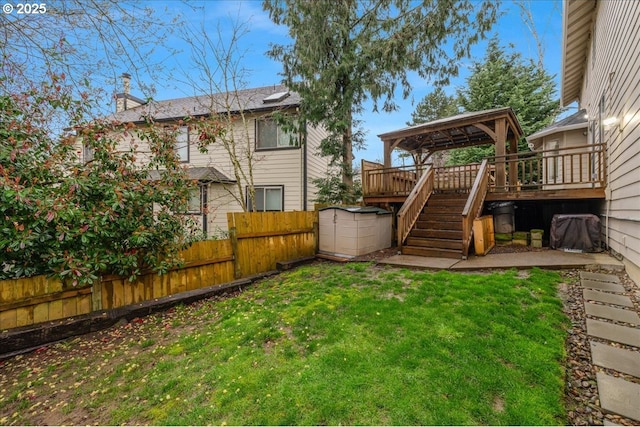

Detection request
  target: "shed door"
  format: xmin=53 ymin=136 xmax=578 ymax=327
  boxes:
xmin=318 ymin=210 xmax=337 ymax=253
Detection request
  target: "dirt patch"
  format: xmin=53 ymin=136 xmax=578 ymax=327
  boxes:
xmin=489 ymin=244 xmax=552 ymax=254
xmin=0 ymin=293 xmax=237 ymax=426
xmin=351 ymin=246 xmax=400 ymax=262
xmin=350 ymin=244 xmax=552 ymax=262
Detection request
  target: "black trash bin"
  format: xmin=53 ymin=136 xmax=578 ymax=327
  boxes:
xmin=489 ymin=202 xmax=515 ymax=234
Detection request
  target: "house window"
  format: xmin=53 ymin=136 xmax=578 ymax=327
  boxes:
xmin=187 ymin=186 xmax=202 ymax=214
xmin=256 ymin=119 xmax=298 ymax=149
xmin=247 ymin=186 xmax=283 ymax=212
xmin=175 ymin=126 xmax=189 ymax=162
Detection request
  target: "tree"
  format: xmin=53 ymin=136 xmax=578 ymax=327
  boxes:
xmin=407 ymin=87 xmax=459 ymax=126
xmin=404 ymin=86 xmax=459 ymax=167
xmin=177 ymin=18 xmax=262 ymax=213
xmin=0 ymin=75 xmax=199 ymax=285
xmin=263 ymin=0 xmax=499 ymax=203
xmin=448 ymin=38 xmax=560 ymax=165
xmin=0 ymin=1 xmax=181 ymax=114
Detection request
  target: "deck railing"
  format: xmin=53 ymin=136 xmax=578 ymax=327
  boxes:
xmin=461 ymin=159 xmax=490 ymax=258
xmin=432 ymin=164 xmax=482 ymax=192
xmin=396 ymin=166 xmax=434 ymax=246
xmin=362 ymin=163 xmax=421 ymax=196
xmin=363 ymin=143 xmax=606 ymax=197
xmin=488 ymin=142 xmax=606 ymax=192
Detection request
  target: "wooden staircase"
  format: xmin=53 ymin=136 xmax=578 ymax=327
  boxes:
xmin=402 ymin=191 xmax=467 ymax=259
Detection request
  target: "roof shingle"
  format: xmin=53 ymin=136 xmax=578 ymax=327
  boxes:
xmin=111 ymin=85 xmax=300 ymax=124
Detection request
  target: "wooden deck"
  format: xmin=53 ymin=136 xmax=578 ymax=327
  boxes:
xmin=363 ymin=143 xmax=606 ymax=204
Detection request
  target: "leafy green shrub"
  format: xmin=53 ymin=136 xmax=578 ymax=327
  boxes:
xmin=0 ymin=75 xmax=202 ymax=285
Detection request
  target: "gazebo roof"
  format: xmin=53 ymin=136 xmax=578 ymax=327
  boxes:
xmin=378 ymin=107 xmax=523 ymax=154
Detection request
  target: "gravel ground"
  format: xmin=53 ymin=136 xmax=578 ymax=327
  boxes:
xmin=562 ymin=266 xmax=640 ymax=426
xmin=561 ymin=268 xmax=605 ymax=426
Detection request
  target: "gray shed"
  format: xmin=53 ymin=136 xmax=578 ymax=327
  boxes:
xmin=319 ymin=206 xmax=392 ymax=258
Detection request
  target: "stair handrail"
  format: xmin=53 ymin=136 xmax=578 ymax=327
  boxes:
xmin=461 ymin=159 xmax=490 ymax=258
xmin=397 ymin=165 xmax=434 ymax=247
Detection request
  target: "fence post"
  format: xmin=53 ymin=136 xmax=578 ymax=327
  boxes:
xmin=313 ymin=220 xmax=319 ymax=253
xmin=229 ymin=226 xmax=242 ymax=279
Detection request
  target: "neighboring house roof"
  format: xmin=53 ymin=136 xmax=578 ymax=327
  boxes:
xmin=561 ymin=0 xmax=596 ymax=106
xmin=526 ymin=109 xmax=588 ymax=149
xmin=148 ymin=167 xmax=235 ymax=183
xmin=111 ymin=84 xmax=300 ymax=124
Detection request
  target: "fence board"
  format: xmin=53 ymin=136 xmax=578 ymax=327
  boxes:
xmin=33 ymin=302 xmax=49 ymax=324
xmin=1 ymin=309 xmax=17 ymax=329
xmin=16 ymin=306 xmax=33 ymax=327
xmin=62 ymin=298 xmax=76 ymax=318
xmin=97 ymin=239 xmax=234 ymax=310
xmin=49 ymin=299 xmax=63 ymax=321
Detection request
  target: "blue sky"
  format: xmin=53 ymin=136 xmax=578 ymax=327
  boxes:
xmin=127 ymin=0 xmax=564 ymax=166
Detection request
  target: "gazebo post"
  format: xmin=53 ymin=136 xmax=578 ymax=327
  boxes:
xmin=413 ymin=149 xmax=426 ymax=178
xmin=382 ymin=139 xmax=393 ymax=194
xmin=494 ymin=118 xmax=507 ymax=191
xmin=508 ymin=135 xmax=519 ymax=190
xmin=383 ymin=140 xmax=392 ymax=168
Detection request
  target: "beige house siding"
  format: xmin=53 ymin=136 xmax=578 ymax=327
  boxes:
xmin=570 ymin=0 xmax=640 ymax=278
xmin=206 ymin=185 xmax=241 ymax=236
xmin=74 ymin=107 xmax=330 ymax=236
xmin=540 ymin=128 xmax=592 ymax=189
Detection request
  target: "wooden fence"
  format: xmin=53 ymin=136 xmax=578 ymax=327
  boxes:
xmin=229 ymin=211 xmax=318 ymax=278
xmin=0 ymin=211 xmax=318 ymax=331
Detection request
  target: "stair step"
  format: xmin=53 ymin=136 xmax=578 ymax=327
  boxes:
xmin=405 ymin=237 xmax=462 ymax=250
xmin=416 ymin=220 xmax=462 ymax=231
xmin=426 ymin=197 xmax=468 ymax=207
xmin=419 ymin=213 xmax=460 ymax=223
xmin=426 ymin=205 xmax=465 ymax=214
xmin=409 ymin=229 xmax=462 ymax=240
xmin=431 ymin=191 xmax=468 ymax=197
xmin=402 ymin=245 xmax=462 ymax=259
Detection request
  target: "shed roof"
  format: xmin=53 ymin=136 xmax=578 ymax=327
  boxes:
xmin=111 ymin=85 xmax=300 ymax=123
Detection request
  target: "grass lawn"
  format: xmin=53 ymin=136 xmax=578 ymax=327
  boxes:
xmin=0 ymin=263 xmax=569 ymax=425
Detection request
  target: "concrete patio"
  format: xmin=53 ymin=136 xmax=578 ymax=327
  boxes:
xmin=379 ymin=250 xmax=624 ymax=271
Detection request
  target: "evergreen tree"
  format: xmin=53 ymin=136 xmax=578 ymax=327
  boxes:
xmin=264 ymin=0 xmax=499 ymax=203
xmin=448 ymin=38 xmax=560 ymax=165
xmin=404 ymin=87 xmax=459 ymax=167
xmin=407 ymin=87 xmax=459 ymax=126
